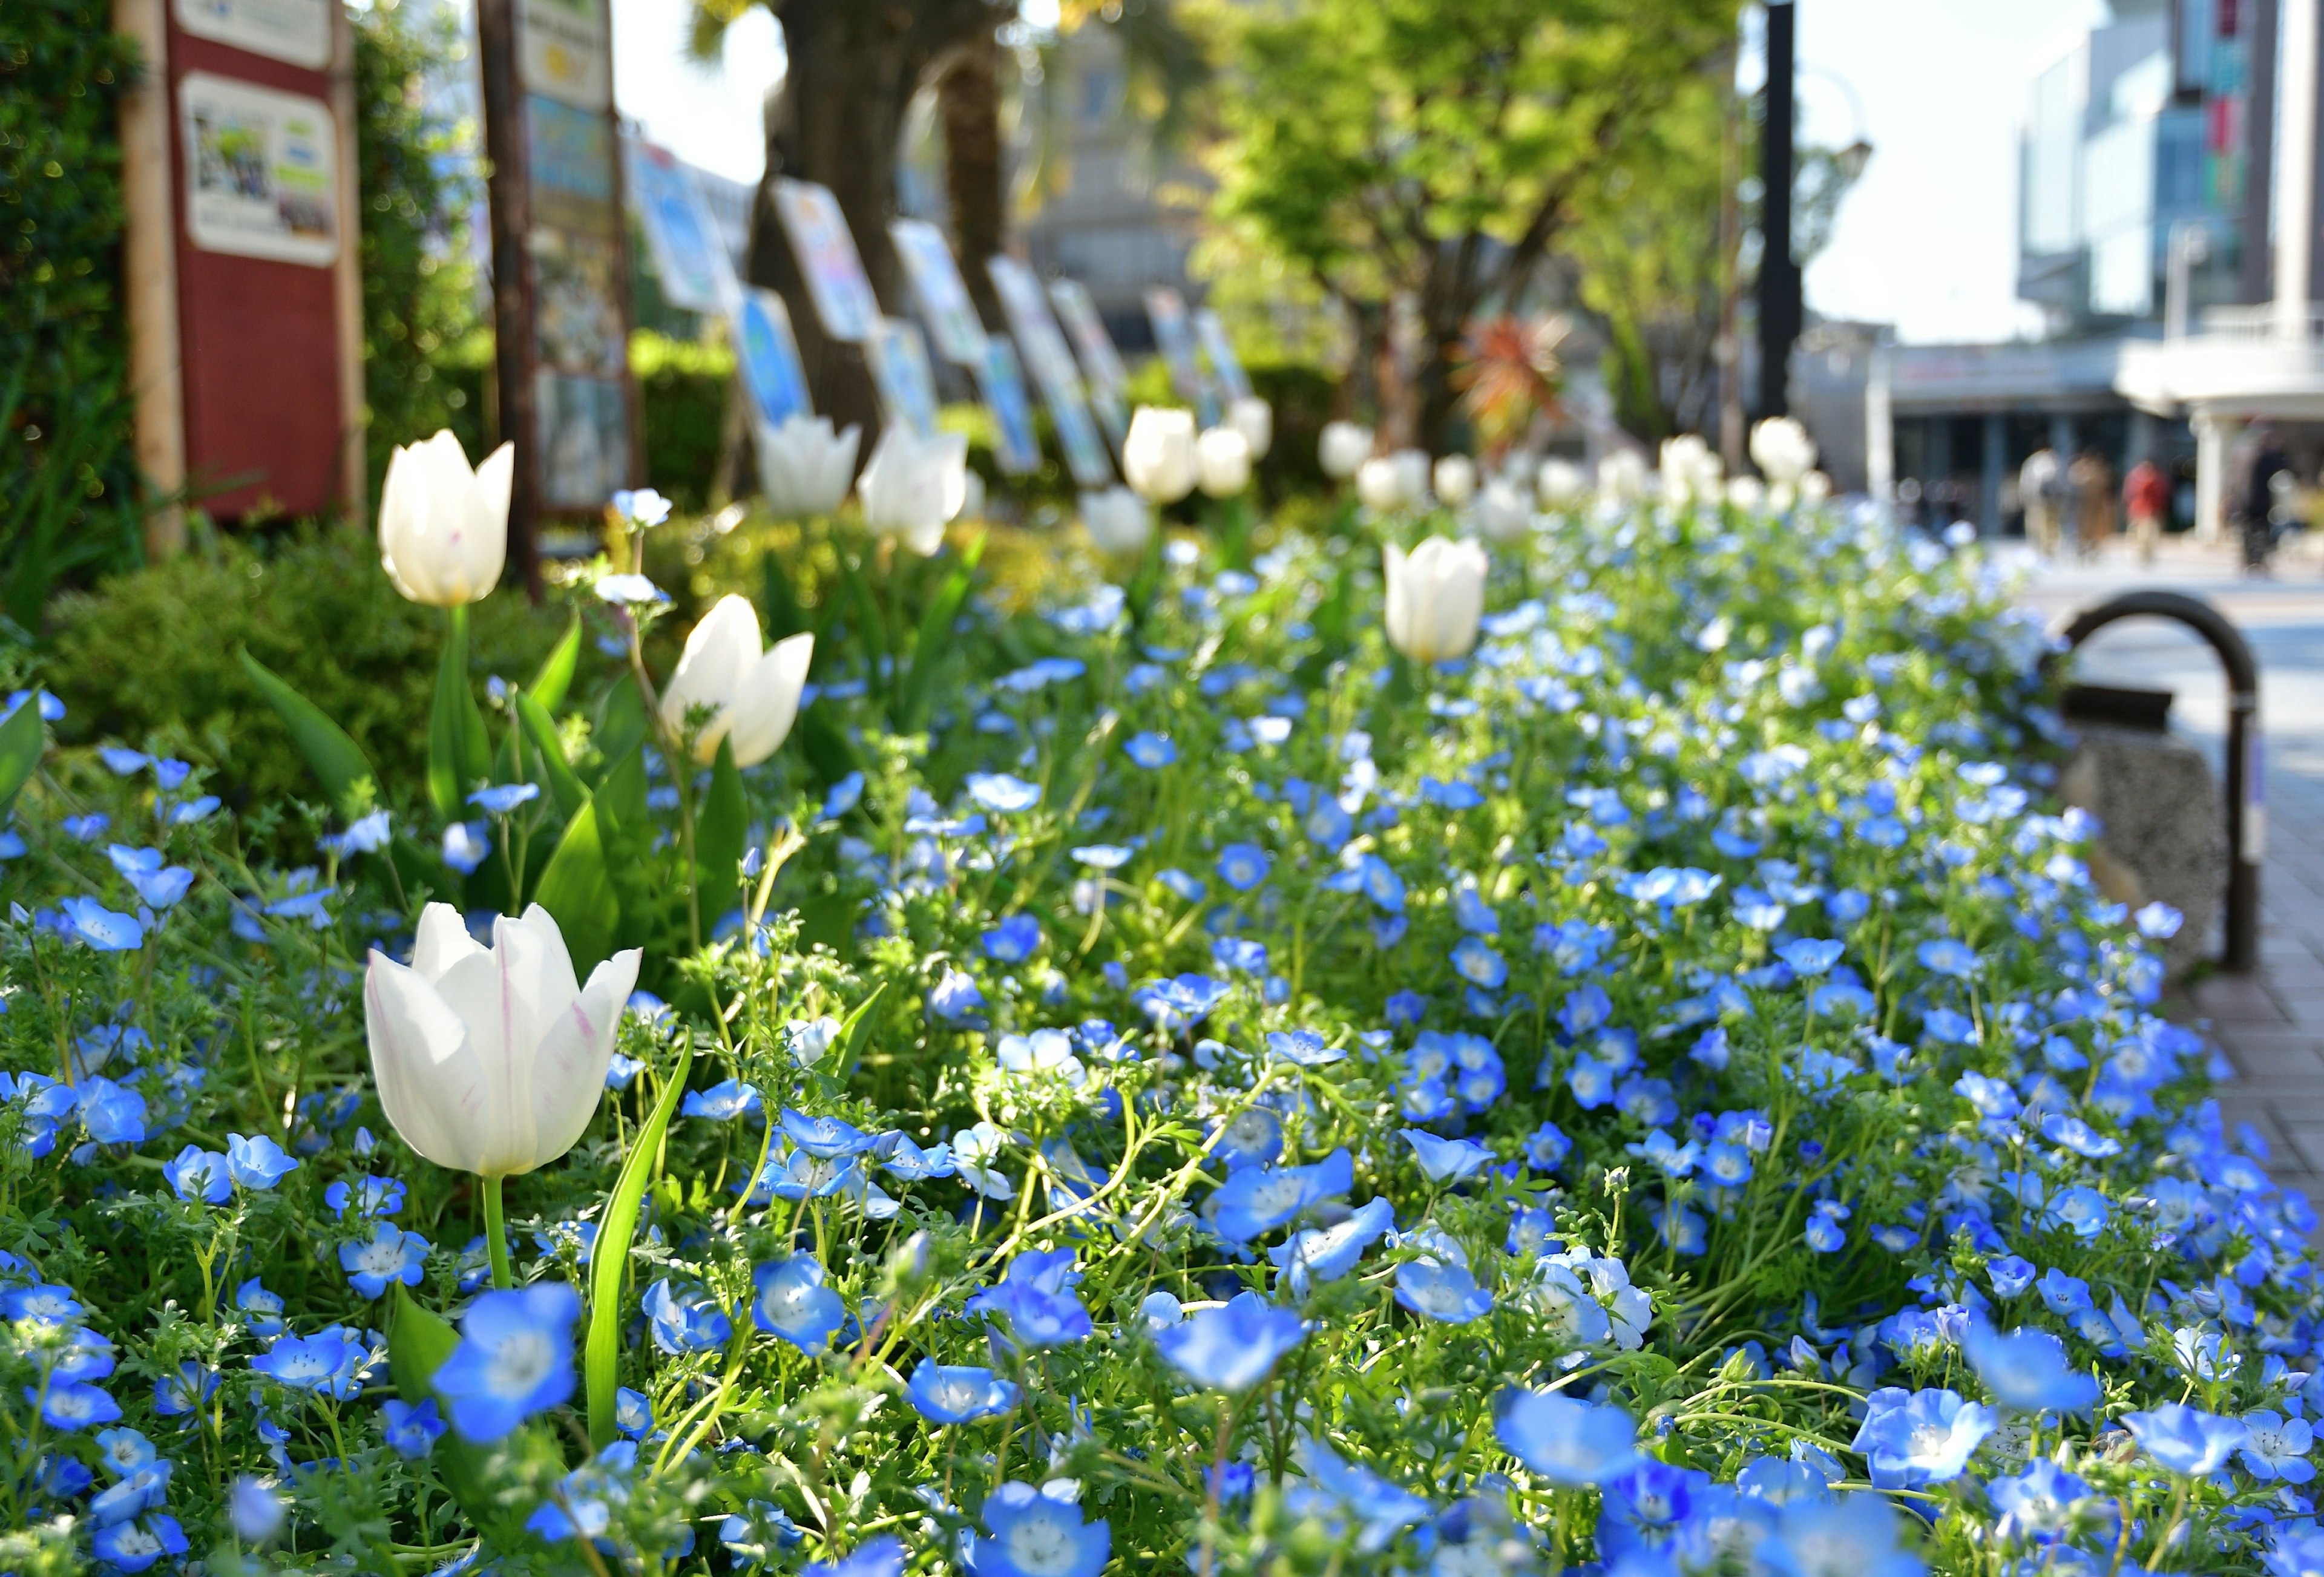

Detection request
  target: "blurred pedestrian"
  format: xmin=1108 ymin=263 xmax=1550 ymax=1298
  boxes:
xmin=2237 ymin=425 xmax=2288 ymax=575
xmin=2019 ymin=446 xmax=2062 ymax=557
xmin=2068 ymin=449 xmax=2115 ymax=563
xmin=2122 ymin=456 xmax=2168 ymax=567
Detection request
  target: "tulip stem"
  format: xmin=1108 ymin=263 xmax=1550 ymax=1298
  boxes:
xmin=481 ymin=1174 xmax=513 ymax=1291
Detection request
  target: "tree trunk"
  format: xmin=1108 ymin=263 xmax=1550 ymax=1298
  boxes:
xmin=932 ymin=31 xmax=1006 ymax=327
xmin=746 ymin=0 xmax=992 ymax=450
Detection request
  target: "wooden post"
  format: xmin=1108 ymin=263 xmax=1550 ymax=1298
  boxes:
xmin=475 ymin=0 xmax=540 ymax=594
xmin=114 ymin=0 xmax=186 ymax=559
xmin=331 ymin=0 xmax=367 ymax=528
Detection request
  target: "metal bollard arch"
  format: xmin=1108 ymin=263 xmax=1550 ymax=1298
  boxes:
xmin=2056 ymin=591 xmax=2261 ymax=973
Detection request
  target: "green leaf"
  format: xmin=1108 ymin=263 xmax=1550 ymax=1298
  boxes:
xmin=238 ymin=651 xmax=378 ymax=819
xmin=531 ymin=795 xmax=620 ymax=973
xmin=899 ymin=529 xmax=986 ymax=732
xmin=691 ymin=736 xmax=747 ymax=941
xmin=0 ymin=692 xmax=44 ymax=816
xmin=527 ymin=615 xmax=583 ymax=713
xmin=834 ymin=980 xmax=888 ymax=1078
xmin=586 ymin=1033 xmax=694 ymax=1449
xmin=428 ymin=603 xmax=481 ymax=819
xmin=514 ymin=692 xmax=587 ymax=822
xmin=592 ymin=674 xmax=650 ymax=778
xmin=760 ymin=550 xmax=807 ymax=643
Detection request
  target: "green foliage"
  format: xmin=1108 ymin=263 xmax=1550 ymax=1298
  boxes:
xmin=631 ymin=329 xmax=734 ymax=512
xmin=45 ymin=527 xmax=565 ymax=818
xmin=354 ymin=0 xmax=487 ymax=497
xmin=0 ymin=0 xmax=144 ymax=622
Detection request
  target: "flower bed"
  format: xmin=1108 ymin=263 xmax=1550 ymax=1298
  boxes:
xmin=0 ymin=490 xmax=2312 ymax=1577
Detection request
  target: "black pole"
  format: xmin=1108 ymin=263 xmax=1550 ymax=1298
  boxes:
xmin=1757 ymin=0 xmax=1800 ymax=420
xmin=476 ymin=0 xmax=540 ymax=597
xmin=2056 ymin=590 xmax=2263 ymax=973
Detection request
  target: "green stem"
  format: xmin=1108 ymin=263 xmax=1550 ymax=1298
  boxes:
xmin=482 ymin=1174 xmax=513 ymax=1291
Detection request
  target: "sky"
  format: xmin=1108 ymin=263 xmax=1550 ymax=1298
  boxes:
xmin=609 ymin=0 xmax=2115 ymax=347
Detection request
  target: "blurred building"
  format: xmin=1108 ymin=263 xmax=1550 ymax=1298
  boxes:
xmin=1863 ymin=0 xmax=2324 ymax=539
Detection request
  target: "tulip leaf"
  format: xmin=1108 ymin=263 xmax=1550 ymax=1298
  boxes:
xmin=586 ymin=1032 xmax=694 ymax=1449
xmin=691 ymin=736 xmax=747 ymax=942
xmin=592 ymin=674 xmax=650 ymax=778
xmin=527 ymin=615 xmax=583 ymax=713
xmin=514 ymin=692 xmax=587 ymax=822
xmin=760 ymin=549 xmax=808 ymax=644
xmin=428 ymin=604 xmax=492 ymax=819
xmin=0 ymin=692 xmax=44 ymax=816
xmin=833 ymin=980 xmax=888 ymax=1078
xmin=237 ymin=651 xmax=378 ymax=820
xmin=899 ymin=529 xmax=986 ymax=732
xmin=531 ymin=794 xmax=620 ymax=973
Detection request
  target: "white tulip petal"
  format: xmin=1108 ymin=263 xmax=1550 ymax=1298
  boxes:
xmin=412 ymin=901 xmax=487 ymax=982
xmin=366 ymin=956 xmax=490 ymax=1172
xmin=729 ymin=632 xmax=813 ymax=767
xmin=524 ymin=946 xmax=642 ymax=1171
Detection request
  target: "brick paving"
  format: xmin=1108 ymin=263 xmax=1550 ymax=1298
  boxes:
xmin=2014 ymin=540 xmax=2324 ymax=1212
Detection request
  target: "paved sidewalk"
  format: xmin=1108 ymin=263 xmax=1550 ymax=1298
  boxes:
xmin=2015 ymin=541 xmax=2324 ymax=1208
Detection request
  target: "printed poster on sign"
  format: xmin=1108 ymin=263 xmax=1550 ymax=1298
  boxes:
xmin=537 ymin=370 xmax=629 ymax=510
xmin=1047 ymin=278 xmax=1129 ymax=450
xmin=974 ymin=338 xmax=1041 ymax=476
xmin=172 ymin=0 xmax=330 ymax=68
xmin=519 ymin=0 xmax=610 ymax=110
xmin=178 ymin=73 xmax=340 ymax=267
xmin=986 ymin=255 xmax=1112 ymax=487
xmin=1144 ymin=287 xmax=1217 ymax=425
xmin=1193 ymin=308 xmax=1255 ymax=403
xmin=528 ymin=96 xmax=618 ymax=238
xmin=628 ymin=144 xmax=726 ymax=315
xmin=773 ymin=180 xmax=880 ymax=343
xmin=530 ymin=229 xmax=626 ymax=376
xmin=867 ymin=319 xmax=942 ymax=441
xmin=889 ymin=220 xmax=987 ymax=366
xmin=737 ymin=289 xmax=812 ymax=428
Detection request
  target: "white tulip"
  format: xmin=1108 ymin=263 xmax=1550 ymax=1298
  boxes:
xmin=1725 ymin=476 xmax=1766 ymax=511
xmin=1226 ymin=396 xmax=1274 ymax=460
xmin=1433 ymin=455 xmax=1477 ymax=508
xmin=1749 ymin=416 xmax=1817 ymax=485
xmin=1318 ymin=421 xmax=1374 ymax=480
xmin=1382 ymin=536 xmax=1488 ymax=665
xmin=1123 ymin=406 xmax=1200 ymax=503
xmin=1537 ymin=457 xmax=1586 ymax=508
xmin=758 ymin=415 xmax=861 ymax=517
xmin=378 ymin=430 xmax=513 ymax=606
xmin=1390 ymin=450 xmax=1431 ymax=508
xmin=658 ymin=594 xmax=814 ymax=767
xmin=859 ymin=427 xmax=968 ymax=556
xmin=364 ymin=903 xmax=642 ymax=1178
xmin=1799 ymin=470 xmax=1833 ymax=505
xmin=1658 ymin=435 xmax=1722 ymax=505
xmin=1355 ymin=457 xmax=1403 ymax=513
xmin=1474 ymin=477 xmax=1532 ymax=543
xmin=1080 ymin=487 xmax=1152 ymax=555
xmin=1196 ymin=426 xmax=1253 ymax=498
xmin=959 ymin=469 xmax=987 ymax=523
xmin=1597 ymin=450 xmax=1649 ymax=502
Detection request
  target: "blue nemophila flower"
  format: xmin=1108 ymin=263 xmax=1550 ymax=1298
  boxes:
xmin=91 ymin=1515 xmax=189 ymax=1573
xmin=75 ymin=1077 xmax=148 ymax=1144
xmin=1851 ymin=1388 xmax=1996 ymax=1487
xmin=1132 ymin=973 xmax=1230 ymax=1033
xmin=153 ymin=1360 xmax=218 ymax=1417
xmin=467 ymin=783 xmax=539 ymax=815
xmin=1211 ymin=1147 xmax=1354 ymax=1241
xmin=226 ymin=1133 xmax=300 ymax=1189
xmin=750 ymin=1256 xmax=845 ymax=1354
xmin=39 ymin=1379 xmax=122 ymax=1429
xmin=1068 ymin=844 xmax=1132 ymax=870
xmin=1269 ymin=1197 xmax=1394 ymax=1297
xmin=780 ymin=1107 xmax=875 ymax=1159
xmin=1804 ymin=1200 xmax=1850 ymax=1253
xmin=1616 ymin=867 xmax=1721 ymax=907
xmin=1216 ymin=843 xmax=1271 ymax=891
xmin=1986 ymin=1457 xmax=2098 ymax=1546
xmin=1776 ymin=937 xmax=1843 ymax=977
xmin=432 ymin=1282 xmax=580 ymax=1442
xmin=926 ymin=968 xmax=986 ymax=1025
xmin=340 ymin=1222 xmax=430 ymax=1299
xmin=2240 ymin=1410 xmax=2315 ymax=1483
xmin=967 ymin=1248 xmax=1091 ymax=1348
xmin=441 ymin=821 xmax=490 ymax=874
xmin=905 ymin=1360 xmax=1018 ymax=1424
xmin=1759 ymin=1495 xmax=1920 ymax=1577
xmin=1155 ymin=1291 xmax=1306 ymax=1390
xmin=645 ymin=1282 xmax=732 ymax=1357
xmin=966 ymin=772 xmax=1042 ymax=813
xmin=973 ymin=1482 xmax=1109 ymax=1577
xmin=1495 ymin=1388 xmax=1637 ymax=1485
xmin=2122 ymin=1402 xmax=2248 ymax=1475
xmin=382 ymin=1397 xmax=448 ymax=1459
xmin=594 ymin=573 xmax=666 ymax=605
xmin=325 ymin=1175 xmax=407 ymax=1219
xmin=1123 ymin=732 xmax=1177 ymax=769
xmin=983 ymin=913 xmax=1042 ymax=962
xmin=96 ymin=1426 xmax=157 ymax=1477
xmin=611 ymin=487 xmax=672 ymax=526
xmin=803 ymin=1536 xmax=907 ymax=1577
xmin=252 ymin=1328 xmax=368 ymax=1399
xmin=62 ymin=896 xmax=143 ymax=951
xmin=228 ymin=1475 xmax=284 ymax=1544
xmin=1400 ymin=1129 xmax=1492 ymax=1183
xmin=1450 ymin=936 xmax=1507 ymax=989
xmin=107 ymin=845 xmax=194 ymax=908
xmin=1961 ymin=1322 xmax=2099 ymax=1414
xmin=2040 ymin=1110 xmax=2121 ymax=1159
xmin=166 ymin=1146 xmax=231 ymax=1204
xmin=1917 ymin=936 xmax=1979 ymax=977
xmin=1154 ymin=867 xmax=1206 ymax=903
xmin=1396 ymin=1261 xmax=1493 ymax=1323
xmin=1213 ymin=1106 xmax=1284 ymax=1171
